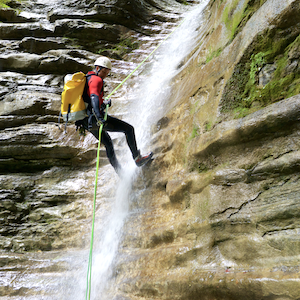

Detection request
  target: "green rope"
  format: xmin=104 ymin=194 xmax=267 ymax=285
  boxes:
xmin=85 ymin=108 xmax=108 ymax=300
xmin=85 ymin=15 xmax=187 ymax=300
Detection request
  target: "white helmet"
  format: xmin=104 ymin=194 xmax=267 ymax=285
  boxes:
xmin=94 ymin=57 xmax=112 ymax=69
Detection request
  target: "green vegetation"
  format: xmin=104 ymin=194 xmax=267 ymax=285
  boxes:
xmin=245 ymin=34 xmax=300 ymax=106
xmin=98 ymin=36 xmax=139 ymax=58
xmin=233 ymin=106 xmax=250 ymax=119
xmin=189 ymin=160 xmax=208 ymax=173
xmin=249 ymin=52 xmax=265 ymax=83
xmin=187 ymin=124 xmax=199 ymax=142
xmin=220 ymin=21 xmax=300 ymax=119
xmin=0 ymin=0 xmax=10 ymax=8
xmin=206 ymin=47 xmax=222 ymax=63
xmin=204 ymin=121 xmax=212 ymax=131
xmin=222 ymin=0 xmax=243 ymax=41
xmin=0 ymin=0 xmax=23 ymax=8
xmin=222 ymin=0 xmax=268 ymax=42
xmin=205 ymin=0 xmax=268 ymax=64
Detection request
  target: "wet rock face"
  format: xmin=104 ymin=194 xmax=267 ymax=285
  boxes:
xmin=2 ymin=0 xmax=300 ymax=299
xmin=0 ymin=0 xmax=178 ymax=75
xmin=0 ymin=0 xmax=181 ymax=255
xmin=0 ymin=0 xmax=186 ymax=297
xmin=48 ymin=0 xmax=152 ymax=29
xmin=108 ymin=0 xmax=300 ymax=299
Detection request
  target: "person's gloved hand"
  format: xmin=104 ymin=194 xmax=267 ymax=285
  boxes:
xmin=101 ymin=98 xmax=111 ymax=110
xmin=104 ymin=98 xmax=112 ymax=107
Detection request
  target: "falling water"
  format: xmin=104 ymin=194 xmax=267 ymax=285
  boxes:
xmin=63 ymin=1 xmax=209 ymax=299
xmin=131 ymin=0 xmax=210 ymax=143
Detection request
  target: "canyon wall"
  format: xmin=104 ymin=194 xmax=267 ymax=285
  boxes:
xmin=113 ymin=0 xmax=300 ymax=299
xmin=1 ymin=0 xmax=300 ymax=299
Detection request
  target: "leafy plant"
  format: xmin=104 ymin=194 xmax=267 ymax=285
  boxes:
xmin=249 ymin=52 xmax=265 ymax=83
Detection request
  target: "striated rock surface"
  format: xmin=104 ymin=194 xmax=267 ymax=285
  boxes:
xmin=0 ymin=0 xmax=184 ymax=298
xmin=0 ymin=0 xmax=182 ymax=249
xmin=1 ymin=0 xmax=300 ymax=299
xmin=110 ymin=0 xmax=300 ymax=299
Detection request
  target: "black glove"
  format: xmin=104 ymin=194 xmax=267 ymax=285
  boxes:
xmin=104 ymin=98 xmax=112 ymax=107
xmin=101 ymin=98 xmax=112 ymax=110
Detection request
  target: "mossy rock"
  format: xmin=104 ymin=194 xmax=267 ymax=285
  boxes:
xmin=220 ymin=2 xmax=300 ymax=119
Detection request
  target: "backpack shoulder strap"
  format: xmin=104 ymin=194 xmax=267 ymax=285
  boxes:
xmin=83 ymin=73 xmax=104 ymax=103
xmin=83 ymin=74 xmax=92 ymax=104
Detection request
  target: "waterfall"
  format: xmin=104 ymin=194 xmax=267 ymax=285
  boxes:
xmin=63 ymin=1 xmax=209 ymax=299
xmin=131 ymin=0 xmax=210 ymax=143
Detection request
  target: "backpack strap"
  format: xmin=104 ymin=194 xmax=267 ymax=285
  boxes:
xmin=82 ymin=74 xmax=92 ymax=104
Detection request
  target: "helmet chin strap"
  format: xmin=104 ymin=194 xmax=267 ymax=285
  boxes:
xmin=95 ymin=66 xmax=103 ymax=76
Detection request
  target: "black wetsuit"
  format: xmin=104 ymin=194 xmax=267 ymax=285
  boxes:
xmin=79 ymin=71 xmax=140 ymax=173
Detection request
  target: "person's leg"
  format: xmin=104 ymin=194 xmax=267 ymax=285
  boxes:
xmin=81 ymin=116 xmax=121 ymax=173
xmin=101 ymin=131 xmax=122 ymax=173
xmin=105 ymin=115 xmax=140 ymax=159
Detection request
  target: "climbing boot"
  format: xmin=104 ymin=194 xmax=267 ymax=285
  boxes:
xmin=135 ymin=151 xmax=153 ymax=167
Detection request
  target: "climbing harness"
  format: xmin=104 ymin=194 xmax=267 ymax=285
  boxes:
xmin=85 ymin=15 xmax=187 ymax=300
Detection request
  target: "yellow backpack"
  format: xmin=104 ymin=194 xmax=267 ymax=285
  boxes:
xmin=59 ymin=72 xmax=88 ymax=129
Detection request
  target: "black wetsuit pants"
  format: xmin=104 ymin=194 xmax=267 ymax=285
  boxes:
xmin=82 ymin=115 xmax=139 ymax=171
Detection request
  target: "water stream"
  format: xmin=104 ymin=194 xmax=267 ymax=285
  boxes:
xmin=0 ymin=1 xmax=209 ymax=299
xmin=76 ymin=2 xmax=210 ymax=299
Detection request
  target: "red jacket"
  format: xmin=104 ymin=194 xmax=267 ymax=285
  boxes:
xmin=86 ymin=71 xmax=104 ymax=107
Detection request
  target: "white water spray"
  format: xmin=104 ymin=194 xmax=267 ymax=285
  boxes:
xmin=89 ymin=166 xmax=137 ymax=298
xmin=64 ymin=2 xmax=209 ymax=299
xmin=131 ymin=0 xmax=210 ymax=146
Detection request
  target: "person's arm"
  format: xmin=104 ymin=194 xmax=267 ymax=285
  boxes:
xmin=89 ymin=76 xmax=104 ymax=120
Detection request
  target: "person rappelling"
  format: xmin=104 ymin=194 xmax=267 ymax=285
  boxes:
xmin=75 ymin=56 xmax=153 ymax=174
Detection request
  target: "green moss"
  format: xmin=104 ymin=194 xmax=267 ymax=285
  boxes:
xmin=187 ymin=124 xmax=199 ymax=142
xmin=204 ymin=0 xmax=269 ymax=69
xmin=248 ymin=34 xmax=300 ymax=105
xmin=189 ymin=161 xmax=208 ymax=173
xmin=98 ymin=36 xmax=139 ymax=58
xmin=0 ymin=0 xmax=23 ymax=8
xmin=220 ymin=25 xmax=300 ymax=119
xmin=222 ymin=0 xmax=247 ymax=41
xmin=0 ymin=0 xmax=11 ymax=8
xmin=250 ymin=52 xmax=265 ymax=82
xmin=206 ymin=47 xmax=222 ymax=63
xmin=233 ymin=106 xmax=249 ymax=118
xmin=223 ymin=0 xmax=269 ymax=42
xmin=204 ymin=121 xmax=213 ymax=131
